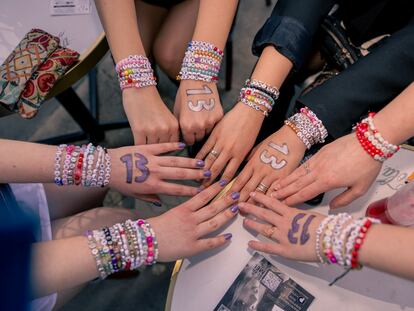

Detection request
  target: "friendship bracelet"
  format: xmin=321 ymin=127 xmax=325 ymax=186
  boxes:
xmin=245 ymin=79 xmax=280 ymax=101
xmin=116 ymin=55 xmax=157 ymax=90
xmin=54 ymin=144 xmax=66 ymax=186
xmin=315 ymin=215 xmax=335 ymax=263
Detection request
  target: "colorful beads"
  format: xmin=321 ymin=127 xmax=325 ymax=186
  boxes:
xmin=177 ymin=41 xmax=223 ymax=83
xmin=116 ymin=55 xmax=157 ymax=90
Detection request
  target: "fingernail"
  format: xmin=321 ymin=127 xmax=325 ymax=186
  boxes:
xmin=230 ymin=205 xmax=239 ymax=213
xmin=196 ymin=160 xmax=205 ymax=168
xmin=152 ymin=201 xmax=162 ymax=207
xmin=274 ymin=184 xmax=281 ymax=191
xmin=178 ymin=142 xmax=186 ymax=149
xmin=249 ymin=192 xmax=256 ymax=197
xmin=231 ymin=192 xmax=240 ymax=200
xmin=224 ymin=233 xmax=232 ymax=240
xmin=204 ymin=170 xmax=212 ymax=177
xmin=270 ymin=192 xmax=277 ymax=198
xmin=219 ymin=179 xmax=228 ymax=187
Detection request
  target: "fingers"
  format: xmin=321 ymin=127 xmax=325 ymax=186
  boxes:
xmin=203 ymin=152 xmax=229 ymax=186
xmin=195 ymin=233 xmax=232 ymax=254
xmin=143 ymin=142 xmax=186 ymax=155
xmin=157 ymin=156 xmax=205 ymax=169
xmin=195 ymin=190 xmax=240 ymax=223
xmin=230 ymin=167 xmax=253 ymax=193
xmin=282 ymin=182 xmax=323 ymax=206
xmin=248 ymin=192 xmax=287 ymax=215
xmin=195 ymin=135 xmax=216 ymax=160
xmin=158 ymin=181 xmax=200 ymax=197
xmin=196 ymin=204 xmax=238 ymax=237
xmin=238 ymin=202 xmax=282 ymax=225
xmin=247 ymin=240 xmax=283 ymax=256
xmin=239 ymin=172 xmax=263 ymax=202
xmin=182 ymin=128 xmax=196 ymax=146
xmin=329 ymin=187 xmax=366 ymax=209
xmin=273 ymin=173 xmax=316 ymax=200
xmin=221 ymin=158 xmax=241 ymax=185
xmin=133 ymin=131 xmax=146 ymax=145
xmin=203 ymin=146 xmax=220 ymax=172
xmin=170 ymin=130 xmax=180 ymax=143
xmin=157 ymin=167 xmax=211 ymax=181
xmin=243 ymin=218 xmax=280 ymax=241
xmin=195 ymin=129 xmax=206 ymax=142
xmin=277 ymin=163 xmax=309 ymax=189
xmin=247 ymin=176 xmax=273 ymax=203
xmin=186 ymin=180 xmax=230 ymax=211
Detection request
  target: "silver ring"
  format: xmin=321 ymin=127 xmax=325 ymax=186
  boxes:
xmin=256 ymin=182 xmax=269 ymax=193
xmin=304 ymin=161 xmax=311 ymax=175
xmin=209 ymin=149 xmax=220 ymax=158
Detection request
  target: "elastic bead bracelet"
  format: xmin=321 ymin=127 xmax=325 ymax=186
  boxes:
xmin=315 ymin=215 xmax=335 ymax=263
xmin=54 ymin=144 xmax=66 ymax=186
xmin=350 ymin=218 xmax=379 ymax=269
xmin=332 ymin=213 xmax=353 ymax=266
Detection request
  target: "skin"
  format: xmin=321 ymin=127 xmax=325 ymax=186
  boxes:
xmin=275 ymin=82 xmax=414 ymax=208
xmin=197 ymin=46 xmax=293 ymax=185
xmin=239 ymin=192 xmax=414 ymax=281
xmin=31 ymin=181 xmax=239 ymax=298
xmin=230 ymin=125 xmax=306 ymax=202
xmin=0 ymin=140 xmax=209 ymax=199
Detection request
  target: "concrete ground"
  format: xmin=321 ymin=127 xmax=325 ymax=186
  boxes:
xmin=0 ymin=1 xmax=272 ymax=310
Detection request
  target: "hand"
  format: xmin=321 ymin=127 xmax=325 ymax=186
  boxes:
xmin=240 ymin=192 xmax=324 ymax=262
xmin=196 ymin=103 xmax=264 ymax=186
xmin=230 ymin=125 xmax=306 ymax=202
xmin=108 ymin=142 xmax=210 ymax=198
xmin=123 ymin=87 xmax=179 ymax=144
xmin=274 ymin=133 xmax=383 ymax=209
xmin=174 ymin=80 xmax=223 ymax=145
xmin=147 ymin=181 xmax=240 ymax=261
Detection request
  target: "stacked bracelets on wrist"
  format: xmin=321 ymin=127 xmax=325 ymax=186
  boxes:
xmin=355 ymin=112 xmax=400 ymax=162
xmin=285 ymin=107 xmax=328 ymax=149
xmin=177 ymin=40 xmax=223 ymax=83
xmin=315 ymin=213 xmax=380 ymax=285
xmin=86 ymin=218 xmax=159 ymax=279
xmin=54 ymin=143 xmax=111 ymax=187
xmin=238 ymin=79 xmax=280 ymax=117
xmin=115 ymin=55 xmax=157 ymax=90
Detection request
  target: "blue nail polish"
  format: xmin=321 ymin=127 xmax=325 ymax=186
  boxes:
xmin=196 ymin=160 xmax=205 ymax=167
xmin=153 ymin=201 xmax=162 ymax=207
xmin=219 ymin=179 xmax=228 ymax=187
xmin=224 ymin=233 xmax=232 ymax=241
xmin=230 ymin=205 xmax=239 ymax=213
xmin=231 ymin=192 xmax=240 ymax=200
xmin=204 ymin=170 xmax=212 ymax=177
xmin=178 ymin=142 xmax=186 ymax=149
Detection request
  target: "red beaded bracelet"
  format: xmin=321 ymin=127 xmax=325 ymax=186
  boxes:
xmin=74 ymin=149 xmax=84 ymax=186
xmin=350 ymin=218 xmax=373 ymax=269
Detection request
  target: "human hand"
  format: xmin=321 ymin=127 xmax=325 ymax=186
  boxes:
xmin=174 ymin=80 xmax=223 ymax=145
xmin=274 ymin=133 xmax=382 ymax=209
xmin=108 ymin=142 xmax=210 ymax=198
xmin=147 ymin=181 xmax=240 ymax=261
xmin=123 ymin=87 xmax=179 ymax=144
xmin=196 ymin=103 xmax=265 ymax=186
xmin=230 ymin=125 xmax=306 ymax=202
xmin=240 ymin=192 xmax=324 ymax=262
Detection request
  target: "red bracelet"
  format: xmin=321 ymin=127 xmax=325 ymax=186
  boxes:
xmin=74 ymin=150 xmax=84 ymax=185
xmin=351 ymin=218 xmax=373 ymax=269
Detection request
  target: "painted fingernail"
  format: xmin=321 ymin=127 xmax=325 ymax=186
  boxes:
xmin=196 ymin=160 xmax=205 ymax=168
xmin=231 ymin=192 xmax=240 ymax=200
xmin=219 ymin=179 xmax=228 ymax=187
xmin=224 ymin=233 xmax=232 ymax=241
xmin=152 ymin=201 xmax=162 ymax=207
xmin=178 ymin=142 xmax=186 ymax=149
xmin=230 ymin=205 xmax=239 ymax=213
xmin=204 ymin=170 xmax=212 ymax=177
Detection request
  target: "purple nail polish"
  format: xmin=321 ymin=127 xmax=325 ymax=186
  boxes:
xmin=231 ymin=192 xmax=240 ymax=200
xmin=152 ymin=201 xmax=162 ymax=207
xmin=219 ymin=179 xmax=228 ymax=187
xmin=178 ymin=142 xmax=186 ymax=149
xmin=204 ymin=170 xmax=212 ymax=177
xmin=230 ymin=205 xmax=239 ymax=213
xmin=224 ymin=233 xmax=232 ymax=240
xmin=196 ymin=160 xmax=205 ymax=167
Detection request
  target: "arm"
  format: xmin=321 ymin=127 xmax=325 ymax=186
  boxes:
xmin=94 ymin=0 xmax=179 ymax=145
xmin=174 ymin=0 xmax=238 ymax=145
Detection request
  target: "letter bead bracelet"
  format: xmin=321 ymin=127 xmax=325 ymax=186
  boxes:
xmin=54 ymin=143 xmax=111 ymax=187
xmin=86 ymin=219 xmax=158 ymax=279
xmin=238 ymin=79 xmax=280 ymax=116
xmin=116 ymin=55 xmax=157 ymax=90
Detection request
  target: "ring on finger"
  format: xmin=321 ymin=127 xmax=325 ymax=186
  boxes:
xmin=209 ymin=149 xmax=220 ymax=158
xmin=264 ymin=225 xmax=277 ymax=239
xmin=303 ymin=161 xmax=311 ymax=175
xmin=256 ymin=182 xmax=269 ymax=193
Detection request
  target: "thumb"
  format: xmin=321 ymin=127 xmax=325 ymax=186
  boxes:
xmin=329 ymin=187 xmax=364 ymax=209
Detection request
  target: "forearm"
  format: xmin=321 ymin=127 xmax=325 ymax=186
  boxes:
xmin=359 ymin=224 xmax=414 ymax=280
xmin=31 ymin=236 xmax=98 ymax=297
xmin=95 ymin=0 xmax=145 ymax=62
xmin=0 ymin=139 xmax=55 ymax=184
xmin=371 ymin=82 xmax=414 ymax=145
xmin=191 ymin=0 xmax=238 ymax=50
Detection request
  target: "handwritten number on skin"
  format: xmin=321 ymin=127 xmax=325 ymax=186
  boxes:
xmin=186 ymin=85 xmax=215 ymax=112
xmin=288 ymin=213 xmax=316 ymax=245
xmin=120 ymin=153 xmax=150 ymax=184
xmin=259 ymin=142 xmax=289 ymax=170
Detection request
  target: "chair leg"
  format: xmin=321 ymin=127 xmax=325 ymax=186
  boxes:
xmin=55 ymin=87 xmax=105 ymax=144
xmin=88 ymin=68 xmax=98 ymax=119
xmin=225 ymin=40 xmax=233 ymax=91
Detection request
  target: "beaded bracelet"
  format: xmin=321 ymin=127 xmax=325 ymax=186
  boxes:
xmin=315 ymin=215 xmax=335 ymax=263
xmin=245 ymin=79 xmax=280 ymax=101
xmin=177 ymin=40 xmax=223 ymax=83
xmin=238 ymin=79 xmax=278 ymax=116
xmin=54 ymin=144 xmax=66 ymax=186
xmin=116 ymin=55 xmax=157 ymax=90
xmin=332 ymin=213 xmax=353 ymax=266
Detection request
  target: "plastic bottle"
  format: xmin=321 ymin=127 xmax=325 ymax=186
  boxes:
xmin=366 ymin=181 xmax=414 ymax=226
